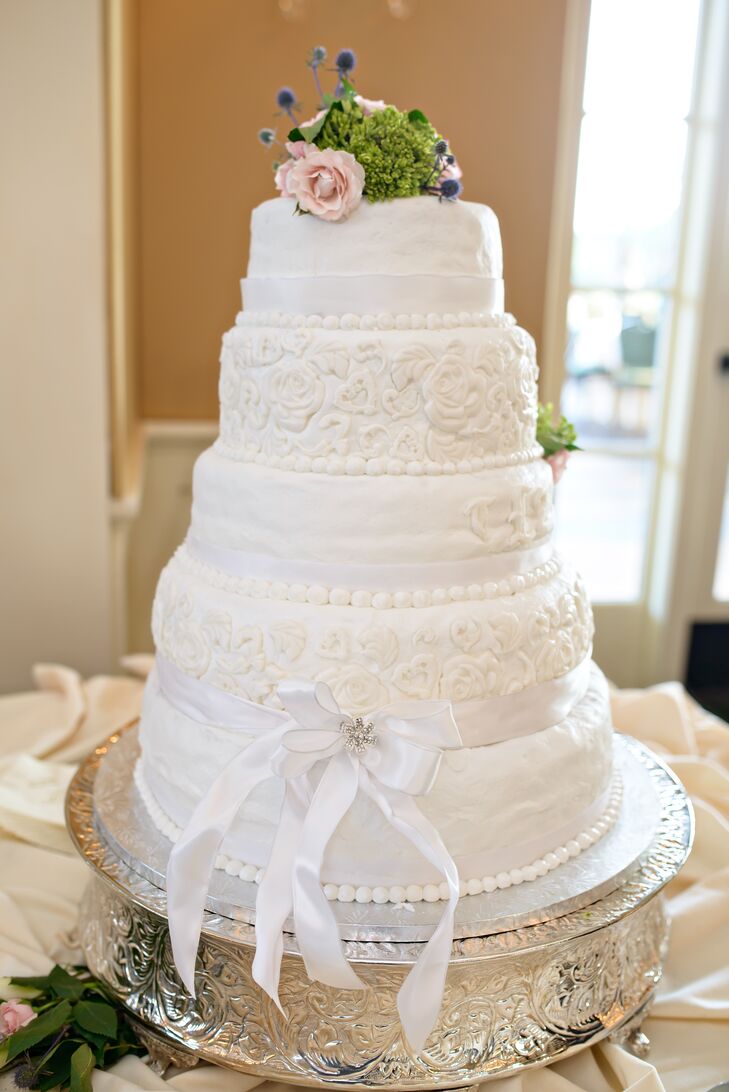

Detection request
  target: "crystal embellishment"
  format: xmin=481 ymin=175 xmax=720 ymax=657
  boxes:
xmin=340 ymin=715 xmax=377 ymax=756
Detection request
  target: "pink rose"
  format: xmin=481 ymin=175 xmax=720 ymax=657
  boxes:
xmin=0 ymin=999 xmax=37 ymax=1037
xmin=274 ymin=159 xmax=295 ymax=196
xmin=285 ymin=140 xmax=308 ymax=159
xmin=274 ymin=141 xmax=309 ymax=197
xmin=354 ymin=95 xmax=388 ymax=116
xmin=546 ymin=449 xmax=570 ymax=484
xmin=286 ymin=146 xmax=365 ymax=222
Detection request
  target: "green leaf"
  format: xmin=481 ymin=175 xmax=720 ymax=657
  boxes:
xmin=0 ymin=998 xmax=72 ymax=1064
xmin=31 ymin=1035 xmax=77 ymax=1090
xmin=72 ymin=999 xmax=118 ymax=1040
xmin=339 ymin=76 xmax=357 ymax=102
xmin=536 ymin=401 xmax=581 ymax=457
xmin=69 ymin=1042 xmax=95 ymax=1092
xmin=76 ymin=1027 xmax=111 ymax=1065
xmin=49 ymin=965 xmax=87 ymax=1000
xmin=298 ymin=111 xmax=329 ymax=143
xmin=5 ymin=973 xmax=51 ymax=990
xmin=408 ymin=108 xmax=430 ymax=126
xmin=1 ymin=974 xmax=43 ymax=999
xmin=286 ymin=126 xmax=304 ymax=142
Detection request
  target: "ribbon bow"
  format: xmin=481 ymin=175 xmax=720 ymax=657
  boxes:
xmin=166 ymin=679 xmax=462 ymax=1053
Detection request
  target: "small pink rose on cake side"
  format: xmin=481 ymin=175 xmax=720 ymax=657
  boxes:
xmin=546 ymin=448 xmax=570 ymax=485
xmin=278 ymin=145 xmax=365 ymax=222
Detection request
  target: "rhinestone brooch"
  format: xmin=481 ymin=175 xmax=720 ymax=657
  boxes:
xmin=340 ymin=716 xmax=377 ymax=755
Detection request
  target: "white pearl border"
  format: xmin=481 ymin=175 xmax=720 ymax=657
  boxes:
xmin=235 ymin=310 xmax=518 ymax=332
xmin=174 ymin=544 xmax=562 ymax=609
xmin=213 ymin=441 xmax=546 ymax=477
xmin=135 ymin=761 xmax=622 ymax=905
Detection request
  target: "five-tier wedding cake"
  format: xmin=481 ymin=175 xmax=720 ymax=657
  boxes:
xmin=134 ymin=54 xmax=620 ymax=1049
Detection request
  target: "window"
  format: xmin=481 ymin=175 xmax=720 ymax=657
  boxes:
xmin=553 ymin=0 xmax=703 ymax=602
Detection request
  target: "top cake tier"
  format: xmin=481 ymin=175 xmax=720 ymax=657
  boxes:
xmin=243 ymin=197 xmax=504 ymax=316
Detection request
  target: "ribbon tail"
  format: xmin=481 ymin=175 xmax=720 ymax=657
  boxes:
xmin=292 ymin=750 xmax=364 ymax=991
xmin=166 ymin=726 xmax=286 ymax=997
xmin=362 ymin=775 xmax=459 ymax=1054
xmin=251 ymin=775 xmax=311 ymax=1013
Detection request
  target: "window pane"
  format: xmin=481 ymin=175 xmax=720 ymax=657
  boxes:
xmin=562 ymin=289 xmax=668 ymax=448
xmin=583 ymin=0 xmax=701 ymax=120
xmin=713 ymin=466 xmax=729 ymax=601
xmin=572 ymin=116 xmax=688 ymax=289
xmin=553 ymin=454 xmax=654 ymax=603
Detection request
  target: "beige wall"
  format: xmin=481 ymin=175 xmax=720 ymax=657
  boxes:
xmin=0 ymin=0 xmax=114 ymax=690
xmin=137 ymin=0 xmax=567 ymax=419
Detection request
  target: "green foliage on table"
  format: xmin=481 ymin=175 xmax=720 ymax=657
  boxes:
xmin=0 ymin=965 xmax=145 ymax=1091
xmin=537 ymin=402 xmax=581 ymax=457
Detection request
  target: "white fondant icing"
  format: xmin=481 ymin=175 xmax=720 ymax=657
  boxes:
xmin=138 ymin=663 xmax=614 ymax=889
xmin=135 ymin=757 xmax=621 ymax=902
xmin=137 ymin=193 xmax=615 ymax=905
xmin=190 ymin=450 xmax=555 ymax=565
xmin=241 ymin=274 xmax=505 ymax=317
xmin=218 ymin=322 xmax=538 ymax=466
xmin=177 ymin=539 xmax=561 ymax=604
xmin=151 ymin=550 xmax=593 ymax=712
xmin=235 ymin=310 xmax=518 ymax=331
xmin=247 ymin=197 xmax=503 ymax=281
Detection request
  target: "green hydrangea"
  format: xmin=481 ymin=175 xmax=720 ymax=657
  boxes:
xmin=314 ymin=104 xmax=442 ymax=202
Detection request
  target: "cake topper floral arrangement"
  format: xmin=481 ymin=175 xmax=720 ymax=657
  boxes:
xmin=258 ymin=47 xmax=462 ymax=222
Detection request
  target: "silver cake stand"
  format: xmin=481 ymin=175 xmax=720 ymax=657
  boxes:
xmin=67 ymin=728 xmax=693 ymax=1087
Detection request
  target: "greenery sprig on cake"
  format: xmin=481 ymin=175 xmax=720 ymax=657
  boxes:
xmin=537 ymin=403 xmax=580 ymax=484
xmin=258 ymin=47 xmax=462 ymax=221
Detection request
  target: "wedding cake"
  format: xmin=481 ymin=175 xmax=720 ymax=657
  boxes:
xmin=134 ymin=52 xmax=619 ymax=1049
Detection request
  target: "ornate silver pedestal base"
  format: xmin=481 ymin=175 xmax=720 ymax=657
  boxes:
xmin=67 ymin=732 xmax=692 ymax=1088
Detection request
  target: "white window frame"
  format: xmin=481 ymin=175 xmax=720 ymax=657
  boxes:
xmin=541 ymin=0 xmax=729 ymax=686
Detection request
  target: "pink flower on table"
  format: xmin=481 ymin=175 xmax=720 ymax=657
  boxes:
xmin=0 ymin=999 xmax=37 ymax=1037
xmin=286 ymin=146 xmax=365 ymax=222
xmin=354 ymin=95 xmax=388 ymax=115
xmin=274 ymin=140 xmax=309 ymax=197
xmin=546 ymin=448 xmax=570 ymax=484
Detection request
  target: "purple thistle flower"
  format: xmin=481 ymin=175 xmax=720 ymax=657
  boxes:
xmin=275 ymin=86 xmax=299 ymax=124
xmin=335 ymin=48 xmax=357 ymax=75
xmin=13 ymin=1065 xmax=38 ymax=1089
xmin=334 ymin=48 xmax=357 ymax=97
xmin=433 ymin=139 xmax=448 ymax=156
xmin=439 ymin=178 xmax=462 ymax=200
xmin=258 ymin=128 xmax=276 ymax=147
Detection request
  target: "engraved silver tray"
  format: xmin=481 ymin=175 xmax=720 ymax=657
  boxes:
xmin=67 ymin=729 xmax=693 ymax=1087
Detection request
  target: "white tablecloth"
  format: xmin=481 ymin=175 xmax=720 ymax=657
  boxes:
xmin=0 ymin=660 xmax=727 ymax=1092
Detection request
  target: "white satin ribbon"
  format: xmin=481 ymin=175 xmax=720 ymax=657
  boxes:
xmin=166 ymin=678 xmax=463 ymax=1053
xmin=156 ymin=653 xmax=592 ymax=750
xmin=185 ymin=536 xmax=555 ymax=593
xmin=241 ymin=273 xmax=504 ymax=316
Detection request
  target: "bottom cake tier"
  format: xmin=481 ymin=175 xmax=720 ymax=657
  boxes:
xmin=137 ymin=659 xmax=618 ymax=902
